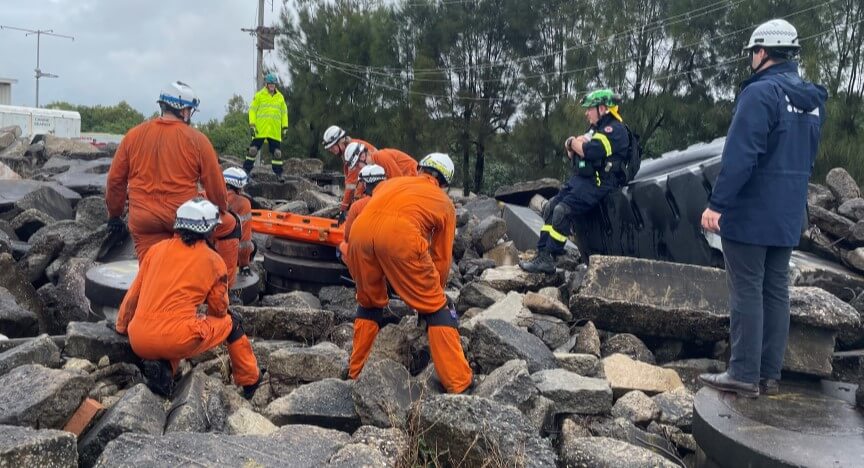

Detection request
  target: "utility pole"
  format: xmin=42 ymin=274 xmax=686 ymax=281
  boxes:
xmin=0 ymin=25 xmax=74 ymax=108
xmin=241 ymin=0 xmax=276 ymax=91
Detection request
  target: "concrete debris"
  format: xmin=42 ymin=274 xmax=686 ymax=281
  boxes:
xmin=494 ymin=178 xmax=561 ymax=205
xmin=611 ymin=390 xmax=660 ymax=425
xmin=268 ymin=343 xmax=348 ymax=395
xmin=601 ymin=333 xmax=656 ymax=364
xmin=826 ymin=167 xmax=861 ymax=205
xmin=471 ymin=215 xmax=507 ymax=254
xmin=0 ymin=364 xmax=93 ymax=429
xmin=265 ymin=378 xmax=359 ymax=432
xmin=483 ymin=240 xmax=520 ymax=266
xmin=0 ymin=334 xmax=61 ymax=377
xmin=0 ymin=424 xmax=77 ymax=467
xmin=469 ymin=319 xmax=558 ymax=374
xmin=472 ymin=359 xmax=539 ymax=411
xmin=352 ymin=359 xmax=415 ymax=428
xmin=602 ymin=354 xmax=684 ymax=397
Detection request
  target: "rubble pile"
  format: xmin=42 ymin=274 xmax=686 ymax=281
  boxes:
xmin=0 ymin=130 xmax=862 ymax=467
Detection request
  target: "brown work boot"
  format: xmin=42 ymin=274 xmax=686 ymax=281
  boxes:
xmin=699 ymin=371 xmax=759 ymax=398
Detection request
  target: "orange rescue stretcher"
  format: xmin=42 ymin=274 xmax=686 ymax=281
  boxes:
xmin=249 ymin=210 xmax=344 ymax=247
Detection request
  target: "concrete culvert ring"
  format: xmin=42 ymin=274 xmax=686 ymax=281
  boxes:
xmin=262 ymin=249 xmax=349 ymax=284
xmin=266 ymin=237 xmax=338 ymax=261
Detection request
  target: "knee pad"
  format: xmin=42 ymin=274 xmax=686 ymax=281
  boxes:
xmin=421 ymin=306 xmax=459 ymax=329
xmin=356 ymin=306 xmax=384 ymax=327
xmin=247 ymin=146 xmax=258 ymax=157
xmin=227 ymin=310 xmax=245 ymax=343
xmin=272 ymin=148 xmax=282 ymax=160
xmin=550 ymin=203 xmax=574 ymax=232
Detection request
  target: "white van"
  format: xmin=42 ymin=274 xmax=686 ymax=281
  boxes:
xmin=0 ymin=104 xmax=81 ymax=140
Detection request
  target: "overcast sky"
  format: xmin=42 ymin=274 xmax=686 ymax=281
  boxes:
xmin=1 ymin=0 xmax=284 ymax=122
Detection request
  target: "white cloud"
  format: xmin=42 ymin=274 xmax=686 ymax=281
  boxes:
xmin=0 ymin=0 xmax=277 ymax=122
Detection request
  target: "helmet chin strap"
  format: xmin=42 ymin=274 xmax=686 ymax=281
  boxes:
xmin=751 ymin=50 xmax=771 ymax=75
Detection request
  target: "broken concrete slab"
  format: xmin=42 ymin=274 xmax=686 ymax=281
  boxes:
xmin=460 ymin=290 xmax=529 ymax=334
xmin=268 ymin=343 xmax=348 ymax=395
xmin=526 ymin=313 xmax=570 ymax=350
xmin=471 ymin=216 xmax=507 ymax=254
xmin=0 ymin=180 xmax=80 ymax=216
xmin=783 ymin=323 xmax=837 ymax=377
xmin=810 ymin=205 xmax=855 ymax=239
xmin=38 ymin=257 xmax=103 ymax=335
xmin=494 ymin=178 xmax=561 ymax=205
xmin=502 ymin=202 xmax=578 ymax=253
xmin=0 ymin=424 xmax=77 ymax=468
xmin=236 ymin=306 xmax=334 ymax=342
xmin=531 ymin=368 xmax=612 ymax=415
xmin=523 ymin=291 xmax=572 ymax=321
xmin=602 ymin=354 xmax=684 ymax=397
xmin=558 ymin=433 xmax=678 ymax=468
xmin=483 ymin=240 xmax=520 ymax=267
xmin=164 ymin=371 xmax=228 ymax=433
xmin=0 ymin=334 xmax=61 ymax=377
xmin=225 ymin=407 xmax=277 ymax=435
xmin=652 ymin=387 xmax=694 ymax=431
xmin=469 ymin=319 xmax=558 ymax=374
xmin=265 ymin=378 xmax=359 ymax=432
xmin=0 ymin=364 xmax=93 ymax=429
xmin=461 ymin=196 xmax=500 ymax=221
xmin=826 ymin=167 xmax=861 ymax=205
xmin=418 ymin=394 xmax=557 ymax=468
xmin=352 ymin=359 xmax=414 ymax=428
xmin=77 ymin=383 xmax=166 ymax=468
xmin=790 ymin=250 xmax=864 ymax=302
xmin=297 ymin=190 xmax=339 ymax=212
xmin=366 ymin=323 xmax=416 ymax=371
xmin=52 ymin=158 xmax=112 ymax=196
xmin=479 ymin=265 xmax=564 ymax=293
xmin=455 ymin=281 xmax=505 ymax=313
xmin=612 ymin=390 xmax=660 ymax=425
xmin=258 ymin=290 xmax=321 ymax=309
xmin=42 ymin=135 xmax=105 ymax=160
xmin=65 ymin=321 xmax=136 ymax=365
xmin=554 ymin=353 xmax=601 ymax=377
xmin=472 ymin=359 xmax=539 ymax=411
xmin=14 ymin=184 xmax=75 ymax=221
xmin=601 ymin=333 xmax=656 ymax=364
xmin=0 ymin=287 xmax=38 ymax=338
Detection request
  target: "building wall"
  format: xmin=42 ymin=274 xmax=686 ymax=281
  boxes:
xmin=0 ymin=83 xmax=10 ymax=106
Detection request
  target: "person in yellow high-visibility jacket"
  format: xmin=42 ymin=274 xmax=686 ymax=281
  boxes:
xmin=245 ymin=73 xmax=289 ymax=180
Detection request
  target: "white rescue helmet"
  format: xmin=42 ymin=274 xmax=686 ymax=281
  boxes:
xmin=174 ymin=198 xmax=220 ymax=234
xmin=322 ymin=125 xmax=347 ymax=149
xmin=158 ymin=81 xmax=200 ymax=110
xmin=359 ymin=164 xmax=386 ymax=185
xmin=223 ymin=167 xmax=249 ymax=189
xmin=418 ymin=152 xmax=455 ymax=186
xmin=344 ymin=141 xmax=367 ymax=169
xmin=743 ymin=19 xmax=800 ymax=52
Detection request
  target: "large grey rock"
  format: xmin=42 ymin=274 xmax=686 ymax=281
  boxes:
xmin=0 ymin=364 xmax=93 ymax=429
xmin=43 ymin=135 xmax=104 ymax=160
xmin=789 ymin=287 xmax=861 ymax=330
xmin=525 ymin=314 xmax=570 ymax=349
xmin=790 ymin=250 xmax=864 ymax=303
xmin=352 ymin=359 xmax=414 ymax=428
xmin=523 ymin=291 xmax=572 ymax=321
xmin=652 ymin=387 xmax=693 ymax=431
xmin=94 ymin=427 xmax=349 ymax=468
xmin=458 ymin=257 xmax=496 ymax=283
xmin=0 ymin=424 xmax=77 ymax=468
xmin=461 ymin=196 xmax=500 ymax=221
xmin=531 ymin=368 xmax=612 ymax=415
xmin=0 ymin=335 xmax=61 ymax=377
xmin=494 ymin=178 xmax=561 ymax=205
xmin=11 ymin=209 xmax=55 ymax=241
xmin=483 ymin=240 xmax=520 ymax=267
xmin=12 ymin=185 xmax=74 ymax=221
xmin=65 ymin=321 xmax=136 ymax=364
xmin=0 ymin=181 xmax=81 ymax=214
xmin=164 ymin=371 xmax=229 ymax=433
xmin=573 ymin=321 xmax=601 ymax=357
xmin=366 ymin=323 xmax=415 ymax=371
xmin=236 ymin=306 xmax=334 ymax=342
xmin=826 ymin=167 xmax=861 ymax=205
xmin=601 ymin=333 xmax=655 ymax=364
xmin=0 ymin=287 xmax=38 ymax=338
xmin=77 ymin=384 xmax=165 ymax=468
xmin=782 ymin=322 xmax=837 ymax=377
xmin=74 ymin=196 xmax=109 ymax=229
xmin=559 ymin=434 xmax=677 ymax=468
xmin=225 ymin=407 xmax=277 ymax=435
xmin=471 ymin=216 xmax=507 ymax=253
xmin=809 ymin=205 xmax=855 ymax=238
xmin=602 ymin=354 xmax=684 ymax=397
xmin=297 ymin=190 xmax=339 ymax=212
xmin=469 ymin=319 xmax=557 ymax=374
xmin=37 ymin=258 xmax=103 ymax=335
xmin=259 ymin=291 xmax=321 ymax=309
xmin=808 ymin=183 xmax=836 ymax=209
xmin=473 ymin=359 xmax=538 ymax=411
xmin=419 ymin=394 xmax=556 ymax=467
xmin=265 ymin=378 xmax=359 ymax=432
xmin=327 ymin=443 xmax=389 ymax=467
xmin=350 ymin=426 xmax=408 ymax=466
xmin=460 ymin=291 xmax=529 ymax=334
xmin=0 ymin=255 xmax=40 ymax=329
xmin=480 ymin=265 xmax=563 ymax=292
xmin=611 ymin=390 xmax=660 ymax=425
xmin=455 ymin=281 xmax=506 ymax=312
xmin=318 ymin=286 xmax=357 ymax=318
xmin=839 ymin=198 xmax=864 ymax=222
xmin=268 ymin=343 xmax=347 ymax=396
xmin=554 ymin=353 xmax=601 ymax=377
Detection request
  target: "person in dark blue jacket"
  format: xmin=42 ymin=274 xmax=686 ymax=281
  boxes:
xmin=699 ymin=19 xmax=827 ymax=398
xmin=520 ymin=89 xmax=631 ymax=274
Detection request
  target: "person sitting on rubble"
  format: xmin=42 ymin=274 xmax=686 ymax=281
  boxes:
xmin=321 ymin=125 xmax=378 ymax=222
xmin=519 ymin=89 xmax=633 ymax=274
xmin=224 ymin=167 xmax=256 ymax=278
xmin=338 ymin=164 xmax=387 ymax=261
xmin=114 ymin=198 xmax=262 ymax=399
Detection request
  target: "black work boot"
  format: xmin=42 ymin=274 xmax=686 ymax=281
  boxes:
xmin=759 ymin=378 xmax=780 ymax=396
xmin=242 ymin=369 xmax=266 ymax=400
xmin=699 ymin=371 xmax=759 ymax=398
xmin=142 ymin=360 xmax=175 ymax=397
xmin=519 ymin=250 xmax=556 ymax=274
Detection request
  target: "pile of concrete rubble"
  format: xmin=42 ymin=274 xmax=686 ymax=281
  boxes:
xmin=0 ymin=128 xmax=862 ymax=468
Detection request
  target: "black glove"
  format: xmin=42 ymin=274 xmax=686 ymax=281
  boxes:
xmin=107 ymin=217 xmax=126 ymax=235
xmin=239 ymin=266 xmax=252 ymax=276
xmin=249 ymin=126 xmax=257 ymax=138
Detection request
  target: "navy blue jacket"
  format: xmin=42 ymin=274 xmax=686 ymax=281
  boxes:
xmin=577 ymin=113 xmax=630 ymax=187
xmin=709 ymin=61 xmax=827 ymax=247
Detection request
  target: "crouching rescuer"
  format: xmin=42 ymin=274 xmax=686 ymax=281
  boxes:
xmin=345 ymin=153 xmax=473 ymax=393
xmin=114 ymin=198 xmax=262 ymax=398
xmin=520 ymin=89 xmax=635 ymax=274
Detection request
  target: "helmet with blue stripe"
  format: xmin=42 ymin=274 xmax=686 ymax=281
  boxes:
xmin=158 ymin=81 xmax=200 ymax=110
xmin=174 ymin=197 xmax=220 ymax=234
xmin=223 ymin=167 xmax=249 ymax=189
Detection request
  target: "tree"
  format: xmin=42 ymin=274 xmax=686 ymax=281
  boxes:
xmin=47 ymin=101 xmax=145 ymax=134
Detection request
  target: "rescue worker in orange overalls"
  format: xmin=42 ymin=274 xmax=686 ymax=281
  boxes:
xmin=105 ymin=81 xmax=237 ymax=265
xmin=224 ymin=167 xmax=256 ymax=274
xmin=343 ymin=142 xmax=418 ymax=182
xmin=115 ymin=198 xmax=262 ymax=398
xmin=346 ymin=153 xmax=472 ymax=394
xmin=338 ymin=164 xmax=387 ymax=261
xmin=321 ymin=125 xmax=378 ymax=222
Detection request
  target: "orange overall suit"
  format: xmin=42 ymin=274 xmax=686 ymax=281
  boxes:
xmin=369 ymin=148 xmax=418 ymax=180
xmin=338 ymin=195 xmax=372 ymax=260
xmin=106 ymin=118 xmax=233 ymax=263
xmin=346 ymin=173 xmax=472 ymax=393
xmin=340 ymin=138 xmax=378 ymax=212
xmin=115 ymin=236 xmax=259 ymax=386
xmin=228 ymin=190 xmax=254 ymax=268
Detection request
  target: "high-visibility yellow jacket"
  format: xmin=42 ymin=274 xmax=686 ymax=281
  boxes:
xmin=249 ymin=88 xmax=288 ymax=141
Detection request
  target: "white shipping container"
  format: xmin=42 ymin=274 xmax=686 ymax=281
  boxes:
xmin=0 ymin=104 xmax=81 ymax=140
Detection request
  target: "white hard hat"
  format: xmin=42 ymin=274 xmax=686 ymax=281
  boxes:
xmin=174 ymin=198 xmax=220 ymax=234
xmin=418 ymin=152 xmax=455 ymax=186
xmin=322 ymin=125 xmax=347 ymax=149
xmin=223 ymin=167 xmax=248 ymax=189
xmin=359 ymin=164 xmax=386 ymax=185
xmin=158 ymin=81 xmax=200 ymax=110
xmin=743 ymin=19 xmax=800 ymax=51
xmin=344 ymin=141 xmax=367 ymax=169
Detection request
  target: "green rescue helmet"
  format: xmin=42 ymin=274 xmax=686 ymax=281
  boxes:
xmin=580 ymin=89 xmax=621 ymax=108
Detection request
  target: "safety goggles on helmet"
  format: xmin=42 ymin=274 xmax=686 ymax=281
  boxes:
xmin=322 ymin=125 xmax=347 ymax=149
xmin=174 ymin=198 xmax=220 ymax=234
xmin=359 ymin=164 xmax=386 ymax=185
xmin=344 ymin=142 xmax=367 ymax=169
xmin=223 ymin=167 xmax=249 ymax=189
xmin=418 ymin=152 xmax=455 ymax=185
xmin=158 ymin=81 xmax=200 ymax=110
